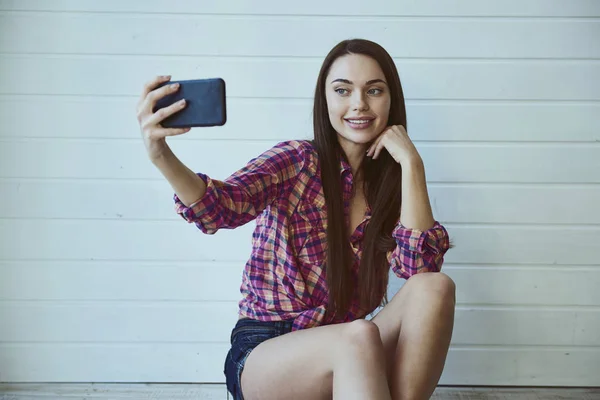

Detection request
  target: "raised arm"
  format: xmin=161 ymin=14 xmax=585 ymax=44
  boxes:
xmin=137 ymin=75 xmax=207 ymax=205
xmin=173 ymin=141 xmax=306 ymax=234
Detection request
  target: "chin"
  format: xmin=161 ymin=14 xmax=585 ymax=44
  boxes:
xmin=339 ymin=128 xmax=380 ymax=143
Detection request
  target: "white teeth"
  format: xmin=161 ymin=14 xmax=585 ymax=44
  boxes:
xmin=348 ymin=120 xmax=371 ymax=124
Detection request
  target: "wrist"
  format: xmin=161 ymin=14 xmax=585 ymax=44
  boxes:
xmin=149 ymin=140 xmax=172 ymax=164
xmin=400 ymin=154 xmax=424 ymax=170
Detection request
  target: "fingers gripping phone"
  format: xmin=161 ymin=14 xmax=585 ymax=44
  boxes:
xmin=153 ymin=78 xmax=227 ymax=128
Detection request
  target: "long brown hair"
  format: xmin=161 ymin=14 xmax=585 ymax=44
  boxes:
xmin=313 ymin=39 xmax=406 ymax=321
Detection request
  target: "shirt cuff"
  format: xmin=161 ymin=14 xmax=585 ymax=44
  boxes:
xmin=173 ymin=173 xmax=216 ymax=223
xmin=392 ymin=220 xmax=450 ymax=255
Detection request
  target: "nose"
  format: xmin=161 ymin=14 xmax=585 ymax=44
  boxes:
xmin=352 ymin=91 xmax=369 ymax=111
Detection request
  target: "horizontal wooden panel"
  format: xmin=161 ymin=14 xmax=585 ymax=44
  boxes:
xmin=1 ymin=96 xmax=598 ymax=142
xmin=0 ymin=219 xmax=255 ymax=262
xmin=0 ymin=179 xmax=181 ymax=221
xmin=0 ymin=383 xmax=228 ymax=400
xmin=0 ymin=302 xmax=597 ymax=346
xmin=1 ymin=262 xmax=598 ymax=306
xmin=0 ymin=0 xmax=597 ymax=17
xmin=0 ymin=220 xmax=599 ymax=265
xmin=0 ymin=343 xmax=231 ymax=382
xmin=2 ymin=179 xmax=600 ymax=224
xmin=451 ymin=308 xmax=600 ymax=346
xmin=2 ymin=13 xmax=598 ymax=59
xmin=432 ymin=184 xmax=600 ymax=224
xmin=0 ymin=261 xmax=245 ymax=302
xmin=0 ymin=343 xmax=597 ymax=385
xmin=442 ymin=348 xmax=600 ymax=386
xmin=1 ymin=55 xmax=599 ymax=101
xmin=1 ymin=140 xmax=599 ymax=183
xmin=389 ymin=267 xmax=600 ymax=307
xmin=447 ymin=225 xmax=600 ymax=265
xmin=0 ymin=302 xmax=238 ymax=343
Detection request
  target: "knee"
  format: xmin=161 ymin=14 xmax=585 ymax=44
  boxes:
xmin=405 ymin=272 xmax=456 ymax=304
xmin=341 ymin=319 xmax=383 ymax=351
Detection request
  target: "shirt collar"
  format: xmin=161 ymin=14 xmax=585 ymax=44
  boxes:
xmin=340 ymin=157 xmax=352 ymax=175
xmin=339 ymin=157 xmax=372 ymax=217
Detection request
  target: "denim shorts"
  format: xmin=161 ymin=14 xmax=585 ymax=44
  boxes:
xmin=223 ymin=317 xmax=295 ymax=400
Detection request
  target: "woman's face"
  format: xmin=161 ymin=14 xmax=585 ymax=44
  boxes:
xmin=324 ymin=53 xmax=391 ymax=149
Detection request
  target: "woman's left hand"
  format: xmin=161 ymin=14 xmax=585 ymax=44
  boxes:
xmin=366 ymin=125 xmax=422 ymax=165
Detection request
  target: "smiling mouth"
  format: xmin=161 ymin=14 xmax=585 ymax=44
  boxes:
xmin=344 ymin=118 xmax=375 ymax=129
xmin=344 ymin=116 xmax=375 ymax=122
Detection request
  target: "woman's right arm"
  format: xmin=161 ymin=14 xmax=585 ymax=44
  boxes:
xmin=151 ymin=146 xmax=207 ymax=207
xmin=136 ymin=75 xmax=206 ymax=207
xmin=136 ymin=75 xmax=306 ymax=234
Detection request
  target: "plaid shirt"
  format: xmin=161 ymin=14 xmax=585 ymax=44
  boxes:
xmin=175 ymin=140 xmax=450 ymax=331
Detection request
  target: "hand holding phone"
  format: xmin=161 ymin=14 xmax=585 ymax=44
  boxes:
xmin=136 ymin=75 xmax=227 ymax=161
xmin=153 ymin=77 xmax=227 ymax=128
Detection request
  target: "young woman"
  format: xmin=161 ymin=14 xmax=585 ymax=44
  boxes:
xmin=137 ymin=39 xmax=455 ymax=400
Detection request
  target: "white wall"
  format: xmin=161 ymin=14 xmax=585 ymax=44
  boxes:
xmin=0 ymin=0 xmax=599 ymax=388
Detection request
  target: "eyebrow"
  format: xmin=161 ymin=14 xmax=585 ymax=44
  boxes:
xmin=330 ymin=78 xmax=387 ymax=85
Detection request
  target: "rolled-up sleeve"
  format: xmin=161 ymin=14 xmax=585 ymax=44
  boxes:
xmin=387 ymin=221 xmax=450 ymax=279
xmin=174 ymin=140 xmax=305 ymax=234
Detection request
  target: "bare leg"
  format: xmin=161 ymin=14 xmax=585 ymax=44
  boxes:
xmin=371 ymin=272 xmax=456 ymax=400
xmin=240 ymin=319 xmax=391 ymax=400
xmin=333 ymin=320 xmax=392 ymax=400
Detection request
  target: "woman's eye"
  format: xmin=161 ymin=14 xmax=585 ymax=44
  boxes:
xmin=335 ymin=88 xmax=383 ymax=96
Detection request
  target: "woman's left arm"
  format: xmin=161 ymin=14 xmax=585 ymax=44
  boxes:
xmin=367 ymin=124 xmax=435 ymax=229
xmin=367 ymin=125 xmax=450 ymax=277
xmin=398 ymin=157 xmax=435 ymax=231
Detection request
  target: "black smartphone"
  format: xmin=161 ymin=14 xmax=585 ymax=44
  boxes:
xmin=153 ymin=78 xmax=227 ymax=128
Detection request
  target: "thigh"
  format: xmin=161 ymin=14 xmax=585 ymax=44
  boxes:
xmin=239 ymin=320 xmax=350 ymax=400
xmin=370 ymin=280 xmax=411 ymax=380
xmin=371 ymin=272 xmax=455 ymax=380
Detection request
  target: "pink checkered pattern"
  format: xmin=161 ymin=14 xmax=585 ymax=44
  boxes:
xmin=175 ymin=140 xmax=450 ymax=331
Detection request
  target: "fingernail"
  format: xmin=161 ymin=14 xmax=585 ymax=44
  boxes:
xmin=171 ymin=83 xmax=179 ymax=89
